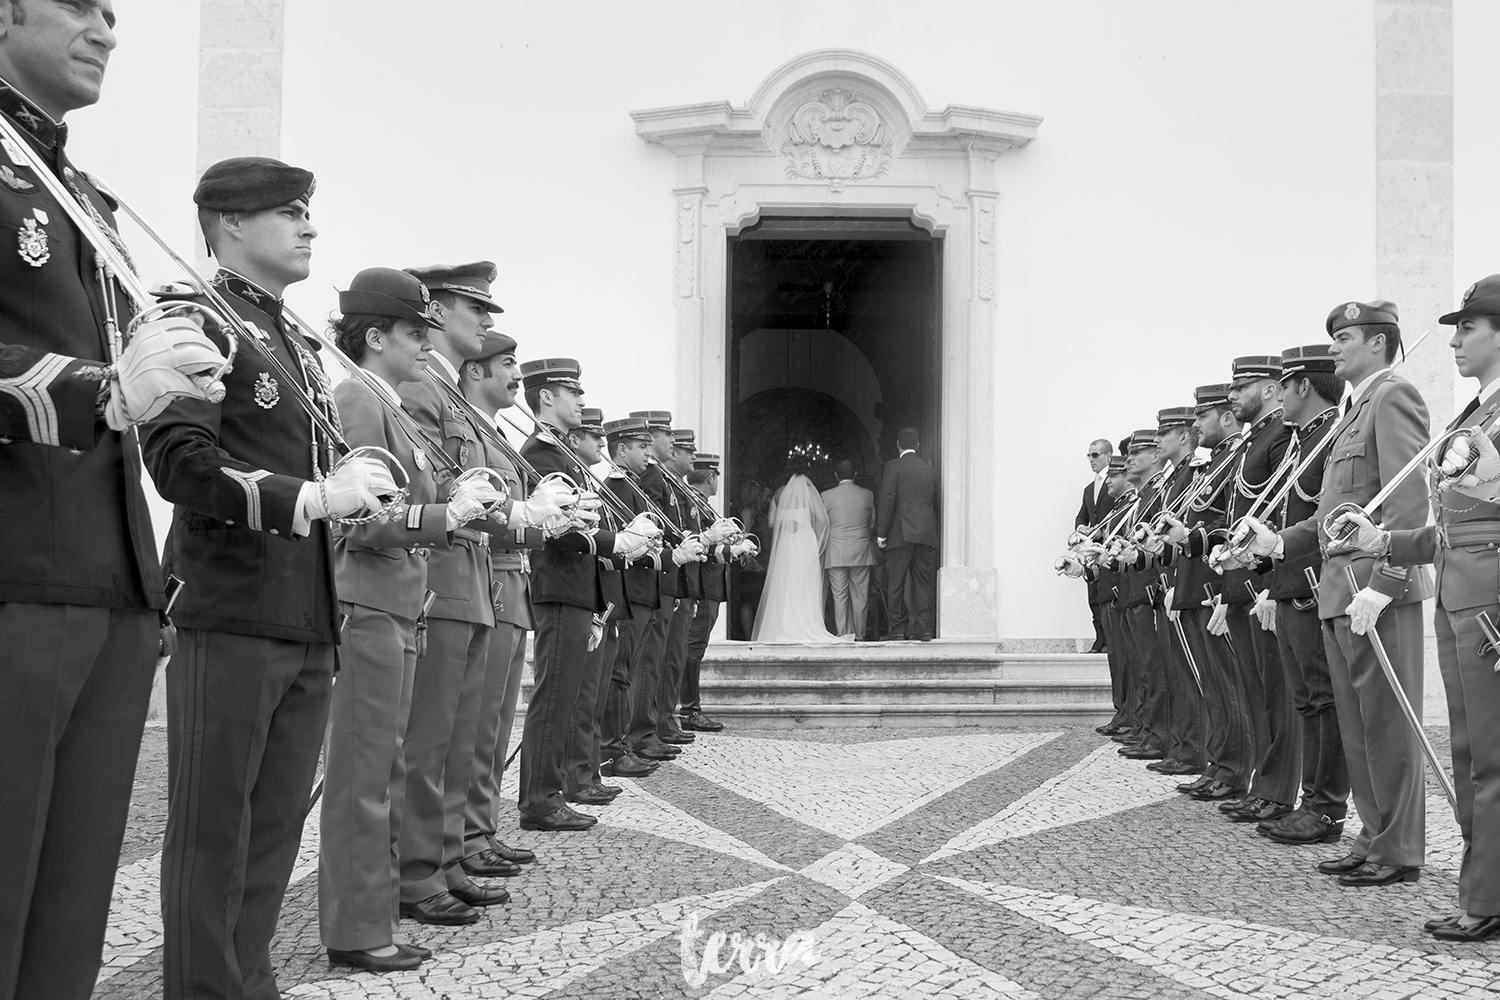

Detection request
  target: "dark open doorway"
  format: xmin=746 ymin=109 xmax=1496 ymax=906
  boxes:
xmin=725 ymin=216 xmax=942 ymax=640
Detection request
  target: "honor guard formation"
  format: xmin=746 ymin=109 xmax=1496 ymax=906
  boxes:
xmin=1058 ymin=288 xmax=1500 ymax=946
xmin=0 ymin=8 xmax=758 ymax=995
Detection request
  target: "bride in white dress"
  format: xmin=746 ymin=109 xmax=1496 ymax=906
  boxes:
xmin=751 ymin=473 xmax=849 ymax=643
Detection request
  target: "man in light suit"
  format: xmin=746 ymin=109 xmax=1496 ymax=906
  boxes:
xmin=1233 ymin=299 xmax=1433 ymax=889
xmin=1077 ymin=439 xmax=1113 ymax=652
xmin=877 ymin=427 xmax=940 ymax=641
xmin=821 ymin=460 xmax=878 ymax=638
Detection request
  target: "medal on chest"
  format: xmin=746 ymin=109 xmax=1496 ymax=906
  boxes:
xmin=413 ymin=448 xmax=427 ymax=471
xmin=17 ymin=208 xmax=49 ymax=267
xmin=254 ymin=371 xmax=280 ymax=409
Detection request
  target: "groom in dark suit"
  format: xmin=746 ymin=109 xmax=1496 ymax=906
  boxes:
xmin=877 ymin=427 xmax=940 ymax=640
xmin=1076 ymin=438 xmax=1113 ymax=653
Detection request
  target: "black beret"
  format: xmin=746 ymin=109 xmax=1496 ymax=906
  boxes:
xmin=471 ymin=330 xmax=518 ymax=363
xmin=194 ymin=157 xmax=315 ymax=212
xmin=1440 ymin=275 xmax=1500 ymax=326
xmin=337 ymin=267 xmax=443 ymax=330
xmin=1326 ymin=300 xmax=1398 ymax=337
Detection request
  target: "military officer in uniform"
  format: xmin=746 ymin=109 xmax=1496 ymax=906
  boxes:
xmin=144 ymin=157 xmax=398 ymax=1000
xmin=0 ymin=9 xmax=228 ymax=995
xmin=1114 ymin=430 xmax=1171 ymax=759
xmin=1233 ymin=300 xmax=1433 ymax=887
xmin=1093 ymin=455 xmax=1135 ymax=733
xmin=318 ymin=268 xmax=501 ymax=972
xmin=1336 ymin=277 xmax=1500 ymax=935
xmin=656 ymin=427 xmax=704 ymax=746
xmin=681 ymin=453 xmax=733 ymax=732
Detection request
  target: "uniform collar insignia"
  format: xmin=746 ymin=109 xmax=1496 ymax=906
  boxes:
xmin=214 ymin=269 xmax=284 ymax=319
xmin=0 ymin=78 xmax=65 ymax=149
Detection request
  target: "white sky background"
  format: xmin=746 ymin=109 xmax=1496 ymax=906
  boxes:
xmin=55 ymin=1 xmax=1500 ymax=637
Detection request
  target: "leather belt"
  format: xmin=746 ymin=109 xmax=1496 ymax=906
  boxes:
xmin=491 ymin=552 xmax=528 ymax=572
xmin=1436 ymin=521 xmax=1500 ymax=550
xmin=453 ymin=526 xmax=490 ymax=547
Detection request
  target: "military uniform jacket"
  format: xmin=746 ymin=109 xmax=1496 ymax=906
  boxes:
xmin=141 ymin=272 xmax=337 ymax=642
xmin=1169 ymin=433 xmax=1241 ymax=612
xmin=475 ymin=417 xmax=543 ymax=631
xmin=1218 ymin=410 xmax=1292 ymax=606
xmin=1088 ymin=487 xmax=1137 ymax=608
xmin=1388 ymin=394 xmax=1500 ymax=613
xmin=669 ymin=475 xmax=706 ymax=599
xmin=603 ymin=468 xmax=662 ymax=610
xmin=330 ymin=376 xmax=454 ymax=621
xmin=0 ymin=84 xmax=163 ymax=612
xmin=520 ymin=426 xmax=617 ymax=612
xmin=396 ymin=367 xmax=499 ymax=627
xmin=1280 ymin=371 xmax=1434 ymax=619
xmin=1118 ymin=469 xmax=1172 ymax=611
xmin=641 ymin=461 xmax=686 ymax=601
xmin=1265 ymin=407 xmax=1338 ymax=602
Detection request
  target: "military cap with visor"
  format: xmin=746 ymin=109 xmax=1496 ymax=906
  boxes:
xmin=1107 ymin=455 xmax=1128 ymax=472
xmin=1193 ymin=383 xmax=1233 ymax=413
xmin=1278 ymin=344 xmax=1337 ymax=379
xmin=520 ymin=358 xmax=583 ymax=392
xmin=194 ymin=156 xmax=316 ymax=212
xmin=672 ymin=429 xmax=696 ymax=451
xmin=1326 ymin=299 xmax=1399 ymax=336
xmin=1440 ymin=275 xmax=1500 ymax=326
xmin=1230 ymin=355 xmax=1283 ymax=384
xmin=1156 ymin=406 xmax=1196 ymax=430
xmin=578 ymin=407 xmax=605 ymax=434
xmin=404 ymin=262 xmax=504 ymax=314
xmin=604 ymin=416 xmax=653 ymax=446
xmin=693 ymin=452 xmax=721 ymax=472
xmin=1127 ymin=429 xmax=1159 ymax=452
xmin=629 ymin=410 xmax=673 ymax=432
xmin=337 ymin=267 xmax=444 ymax=330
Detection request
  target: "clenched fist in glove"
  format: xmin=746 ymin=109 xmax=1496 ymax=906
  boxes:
xmin=1444 ymin=431 xmax=1500 ymax=500
xmin=672 ymin=535 xmax=706 ymax=566
xmin=1159 ymin=514 xmax=1189 ymax=547
xmin=306 ymin=456 xmax=398 ymax=521
xmin=1346 ymin=587 xmax=1393 ymax=636
xmin=1252 ymin=588 xmax=1276 ymax=632
xmin=447 ymin=477 xmax=507 ymax=530
xmin=730 ymin=536 xmax=759 ymax=559
xmin=104 ymin=316 xmax=229 ymax=430
xmin=613 ymin=512 xmax=663 ymax=561
xmin=701 ymin=518 xmax=741 ymax=545
xmin=1203 ymin=595 xmax=1229 ymax=636
xmin=519 ymin=476 xmax=579 ymax=534
xmin=1327 ymin=509 xmax=1386 ymax=555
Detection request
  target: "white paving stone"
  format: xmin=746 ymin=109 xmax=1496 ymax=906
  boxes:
xmin=98 ymin=800 xmax=323 ymax=984
xmin=922 ymin=743 xmax=1181 ymax=864
xmin=675 ymin=732 xmax=1060 ymax=841
xmin=797 ymin=843 xmax=910 ymax=899
xmin=283 ymin=879 xmax=783 ymax=999
xmin=596 ymin=777 xmax=791 ymax=872
xmin=936 ymin=875 xmax=1500 ymax=999
xmin=698 ymin=900 xmax=1043 ymax=999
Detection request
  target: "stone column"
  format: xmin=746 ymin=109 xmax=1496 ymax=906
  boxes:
xmin=1375 ymin=0 xmax=1453 ymax=426
xmin=195 ymin=0 xmax=286 ymax=264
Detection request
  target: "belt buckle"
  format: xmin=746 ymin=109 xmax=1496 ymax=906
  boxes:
xmin=1436 ymin=523 xmax=1451 ymax=551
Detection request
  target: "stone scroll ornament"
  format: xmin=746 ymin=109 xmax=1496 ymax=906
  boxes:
xmin=781 ymin=89 xmax=893 ymax=192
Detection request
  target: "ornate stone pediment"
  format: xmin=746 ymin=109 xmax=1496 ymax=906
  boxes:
xmin=781 ymin=88 xmax=892 ymax=191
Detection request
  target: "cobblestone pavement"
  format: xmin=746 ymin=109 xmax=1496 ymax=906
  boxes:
xmin=95 ymin=723 xmax=1500 ymax=999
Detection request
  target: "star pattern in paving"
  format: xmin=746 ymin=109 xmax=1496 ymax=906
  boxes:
xmin=95 ymin=726 xmax=1500 ymax=999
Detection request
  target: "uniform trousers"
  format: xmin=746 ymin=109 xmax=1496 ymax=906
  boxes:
xmin=885 ymin=542 xmax=936 ymax=637
xmin=520 ymin=602 xmax=593 ymax=818
xmin=1190 ymin=607 xmax=1252 ymax=789
xmin=827 ymin=565 xmax=871 ymax=637
xmin=602 ymin=606 xmax=652 ymax=763
xmin=398 ymin=617 xmax=490 ymax=903
xmin=1101 ymin=603 xmax=1131 ymax=727
xmin=1224 ymin=606 xmax=1270 ymax=769
xmin=1435 ymin=604 xmax=1500 ymax=914
xmin=1324 ymin=604 xmax=1425 ymax=868
xmin=1246 ymin=608 xmax=1300 ymax=806
xmin=1277 ymin=598 xmax=1346 ymax=820
xmin=681 ymin=599 xmax=720 ymax=714
xmin=0 ymin=603 xmax=155 ymax=1000
xmin=319 ymin=602 xmax=417 ymax=952
xmin=1159 ymin=606 xmax=1205 ymax=767
xmin=567 ymin=619 xmax=620 ymax=793
xmin=162 ymin=628 xmax=334 ymax=1000
xmin=653 ymin=598 xmax=695 ymax=738
xmin=1122 ymin=603 xmax=1168 ymax=750
xmin=463 ymin=621 xmax=527 ymax=858
xmin=625 ymin=602 xmax=672 ymax=753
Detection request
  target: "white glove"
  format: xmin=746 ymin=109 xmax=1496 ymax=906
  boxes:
xmin=587 ymin=616 xmax=605 ymax=652
xmin=1346 ymin=586 xmax=1393 ymax=635
xmin=1203 ymin=596 xmax=1229 ymax=636
xmin=1327 ymin=509 xmax=1386 ymax=555
xmin=306 ymin=456 xmax=397 ymax=521
xmin=730 ymin=537 xmax=759 ymax=558
xmin=613 ymin=527 xmax=653 ymax=561
xmin=702 ymin=518 xmax=740 ymax=545
xmin=1056 ymin=553 xmax=1087 ymax=578
xmin=1112 ymin=540 xmax=1140 ymax=567
xmin=104 ymin=316 xmax=229 ymax=430
xmin=1448 ymin=431 xmax=1500 ymax=500
xmin=1160 ymin=514 xmax=1189 ymax=546
xmin=1207 ymin=543 xmax=1232 ymax=575
xmin=1165 ymin=588 xmax=1179 ymax=622
xmin=446 ymin=477 xmax=505 ymax=529
xmin=519 ymin=477 xmax=577 ymax=533
xmin=1252 ymin=589 xmax=1276 ymax=632
xmin=1238 ymin=516 xmax=1280 ymax=558
xmin=1135 ymin=525 xmax=1165 ymax=556
xmin=672 ymin=536 xmax=706 ymax=566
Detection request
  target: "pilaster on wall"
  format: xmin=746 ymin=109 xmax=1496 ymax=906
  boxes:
xmin=1375 ymin=0 xmax=1453 ymax=424
xmin=195 ymin=0 xmax=285 ymax=265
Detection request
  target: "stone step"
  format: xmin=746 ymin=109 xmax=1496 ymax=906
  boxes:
xmin=695 ymin=703 xmax=1115 ymax=729
xmin=696 ymin=677 xmax=1110 ymax=706
xmin=700 ymin=654 xmax=1107 ymax=682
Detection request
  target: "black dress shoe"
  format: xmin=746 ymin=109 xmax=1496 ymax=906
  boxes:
xmin=1177 ymin=774 xmax=1216 ymax=794
xmin=328 ymin=946 xmax=423 ymax=972
xmin=449 ymin=878 xmax=511 ymax=907
xmin=1189 ymin=780 xmax=1245 ymax=801
xmin=1338 ymin=861 xmax=1420 ymax=887
xmin=682 ymin=711 xmax=724 ymax=732
xmin=461 ymin=848 xmax=522 ymax=877
xmin=603 ymin=753 xmax=658 ymax=778
xmin=519 ymin=805 xmax=597 ymax=832
xmin=1316 ymin=852 xmax=1368 ymax=876
xmin=402 ymin=943 xmax=432 ymax=960
xmin=1150 ymin=758 xmax=1203 ymax=776
xmin=594 ymin=782 xmax=622 ymax=796
xmin=659 ymin=732 xmax=696 ymax=745
xmin=400 ymin=891 xmax=480 ymax=926
xmin=1217 ymin=796 xmax=1253 ymax=814
xmin=1121 ymin=745 xmax=1166 ymax=760
xmin=1228 ymin=799 xmax=1293 ymax=824
xmin=1431 ymin=915 xmax=1500 ymax=941
xmin=487 ymin=839 xmax=536 ymax=865
xmin=911 ymin=633 xmax=934 ymax=641
xmin=1261 ymin=811 xmax=1344 ymax=844
xmin=878 ymin=632 xmax=907 ymax=641
xmin=1424 ymin=914 xmax=1463 ymax=933
xmin=567 ymin=785 xmax=618 ymax=806
xmin=635 ymin=743 xmax=680 ymax=761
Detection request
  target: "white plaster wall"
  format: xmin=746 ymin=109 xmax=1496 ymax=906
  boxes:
xmin=54 ymin=1 xmax=1500 ymax=638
